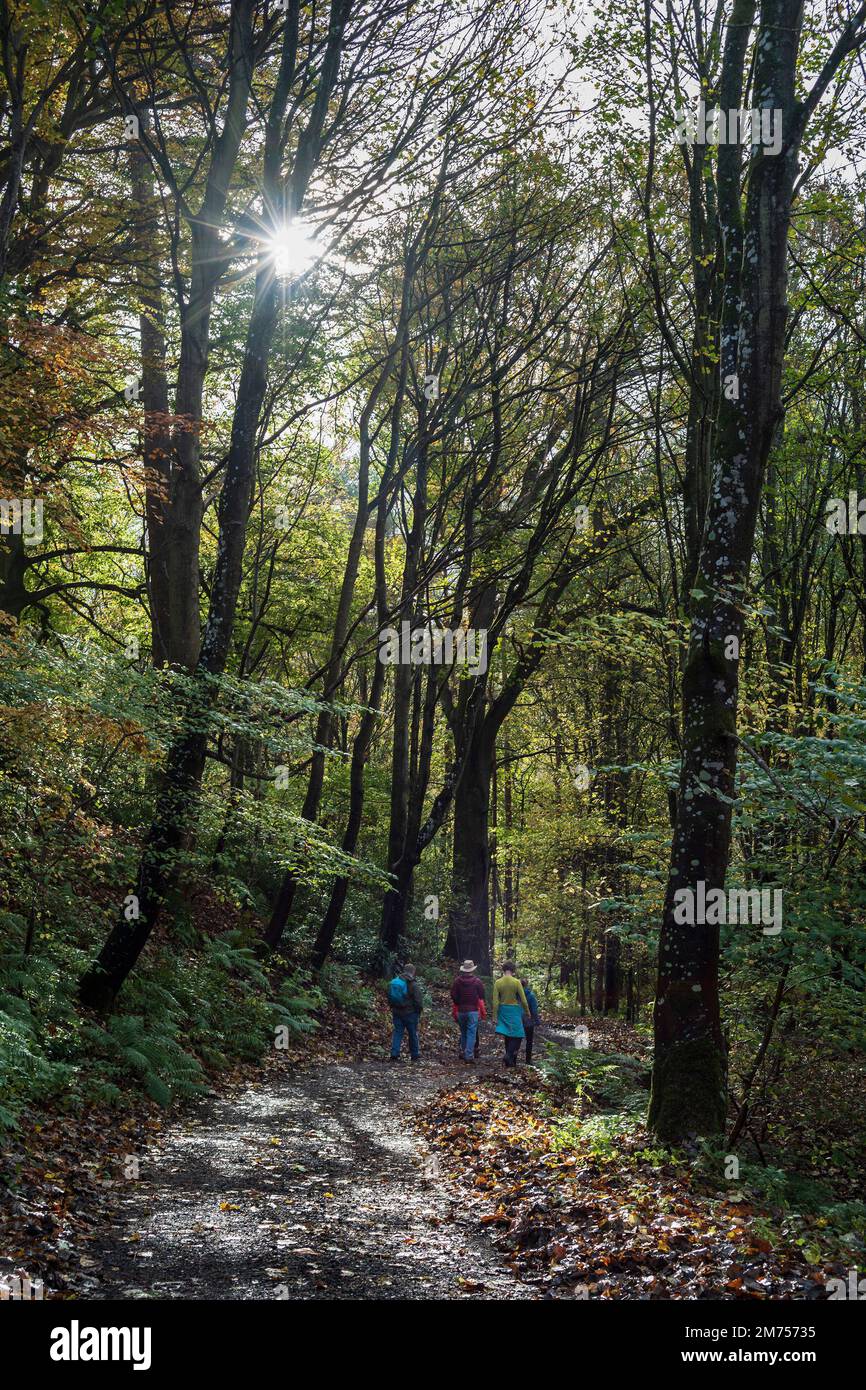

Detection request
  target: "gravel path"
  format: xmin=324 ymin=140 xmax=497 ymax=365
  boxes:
xmin=88 ymin=1056 xmax=532 ymax=1301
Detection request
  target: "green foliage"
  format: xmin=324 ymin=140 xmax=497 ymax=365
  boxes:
xmin=318 ymin=963 xmax=376 ymax=1019
xmin=823 ymin=1201 xmax=866 ymax=1246
xmin=540 ymin=1044 xmax=648 ymax=1113
xmin=0 ymin=631 xmax=381 ymax=1132
xmin=550 ymin=1111 xmax=643 ymax=1157
xmin=273 ymin=973 xmax=325 ymax=1038
xmin=0 ymin=923 xmax=324 ymax=1134
xmin=696 ymin=1141 xmax=866 ymax=1255
xmin=83 ymin=1013 xmax=207 ymax=1107
xmin=0 ymin=977 xmax=75 ymax=1129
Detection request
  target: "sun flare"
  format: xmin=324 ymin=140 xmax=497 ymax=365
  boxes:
xmin=267 ymin=220 xmax=322 ymax=280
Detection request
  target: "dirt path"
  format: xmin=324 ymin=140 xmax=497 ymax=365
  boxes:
xmin=87 ymin=1056 xmax=532 ymax=1301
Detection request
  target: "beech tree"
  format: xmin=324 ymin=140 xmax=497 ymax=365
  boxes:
xmin=78 ymin=0 xmax=461 ymax=1004
xmin=648 ymin=0 xmax=866 ymax=1141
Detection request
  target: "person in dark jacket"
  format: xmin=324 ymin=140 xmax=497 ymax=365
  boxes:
xmin=450 ymin=960 xmax=486 ymax=1062
xmin=520 ymin=978 xmax=541 ymax=1064
xmin=389 ymin=963 xmax=423 ymax=1063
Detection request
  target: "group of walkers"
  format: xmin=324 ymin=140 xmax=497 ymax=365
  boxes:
xmin=387 ymin=958 xmax=540 ymax=1066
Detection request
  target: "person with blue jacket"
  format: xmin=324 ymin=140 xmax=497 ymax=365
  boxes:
xmin=388 ymin=963 xmax=423 ymax=1063
xmin=520 ymin=978 xmax=541 ymax=1064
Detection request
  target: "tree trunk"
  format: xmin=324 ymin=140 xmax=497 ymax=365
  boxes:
xmin=603 ymin=930 xmax=621 ymax=1015
xmin=310 ymin=654 xmax=386 ymax=969
xmin=489 ymin=754 xmax=498 ymax=957
xmin=268 ymin=282 xmax=413 ymax=950
xmin=0 ymin=528 xmax=29 ymax=619
xmin=502 ymin=739 xmax=515 ymax=955
xmin=379 ymin=400 xmax=430 ymax=956
xmin=650 ymin=0 xmax=822 ymax=1141
xmin=443 ymin=727 xmax=494 ymax=973
xmin=150 ymin=0 xmax=256 ymax=670
xmin=78 ymin=258 xmax=280 ymax=1007
xmin=128 ymin=138 xmax=174 ymax=668
xmin=310 ymin=486 xmax=392 ymax=970
xmin=592 ymin=934 xmax=605 ymax=1013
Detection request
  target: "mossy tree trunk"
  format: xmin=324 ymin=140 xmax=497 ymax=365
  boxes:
xmin=650 ymin=0 xmax=866 ymax=1142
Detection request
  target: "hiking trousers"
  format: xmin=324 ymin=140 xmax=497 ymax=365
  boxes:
xmin=391 ymin=1011 xmax=420 ymax=1060
xmin=503 ymin=1036 xmax=521 ymax=1066
xmin=458 ymin=1010 xmax=479 ymax=1059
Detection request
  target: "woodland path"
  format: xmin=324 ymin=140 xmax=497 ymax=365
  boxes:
xmin=87 ymin=1050 xmax=546 ymax=1301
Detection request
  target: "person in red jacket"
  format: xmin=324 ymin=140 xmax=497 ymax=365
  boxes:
xmin=450 ymin=960 xmax=486 ymax=1062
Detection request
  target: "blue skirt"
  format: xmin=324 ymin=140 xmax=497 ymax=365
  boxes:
xmin=495 ymin=1003 xmax=525 ymax=1038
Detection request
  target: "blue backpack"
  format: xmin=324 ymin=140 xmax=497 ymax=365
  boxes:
xmin=388 ymin=975 xmax=409 ymax=1007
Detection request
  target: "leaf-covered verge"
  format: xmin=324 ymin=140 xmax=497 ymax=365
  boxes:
xmin=419 ymin=1019 xmax=866 ymax=1300
xmin=0 ymin=950 xmax=387 ymax=1298
xmin=0 ymin=626 xmax=388 ymax=1290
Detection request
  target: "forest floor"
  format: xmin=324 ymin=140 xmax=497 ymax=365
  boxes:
xmin=0 ymin=998 xmax=543 ymax=1301
xmin=77 ymin=1052 xmax=532 ymax=1301
xmin=1 ymin=988 xmax=860 ymax=1301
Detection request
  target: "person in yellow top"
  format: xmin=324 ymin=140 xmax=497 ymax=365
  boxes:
xmin=492 ymin=961 xmax=529 ymax=1067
